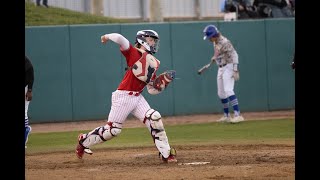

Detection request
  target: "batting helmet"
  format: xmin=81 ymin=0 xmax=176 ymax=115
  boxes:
xmin=203 ymin=25 xmax=219 ymax=40
xmin=136 ymin=30 xmax=160 ymax=54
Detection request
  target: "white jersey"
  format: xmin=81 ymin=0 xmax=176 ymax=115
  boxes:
xmin=214 ymin=35 xmax=238 ymax=66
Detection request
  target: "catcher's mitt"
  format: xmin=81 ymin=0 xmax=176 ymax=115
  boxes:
xmin=153 ymin=70 xmax=176 ymax=91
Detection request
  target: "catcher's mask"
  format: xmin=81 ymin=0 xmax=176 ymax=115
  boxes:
xmin=135 ymin=30 xmax=160 ymax=54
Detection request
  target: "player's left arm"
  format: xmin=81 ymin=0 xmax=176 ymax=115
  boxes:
xmin=231 ymin=47 xmax=240 ymax=81
xmin=147 ymin=70 xmax=176 ymax=95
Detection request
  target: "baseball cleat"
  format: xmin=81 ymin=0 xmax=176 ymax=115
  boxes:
xmin=167 ymin=155 xmax=178 ymax=163
xmin=75 ymin=143 xmax=85 ymax=159
xmin=160 ymin=154 xmax=177 ymax=163
xmin=76 ymin=133 xmax=94 ymax=159
xmin=230 ymin=115 xmax=244 ymax=123
xmin=160 ymin=147 xmax=177 ymax=163
xmin=216 ymin=115 xmax=231 ymax=123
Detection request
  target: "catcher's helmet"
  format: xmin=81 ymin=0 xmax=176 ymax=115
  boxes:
xmin=136 ymin=30 xmax=160 ymax=54
xmin=203 ymin=25 xmax=219 ymax=40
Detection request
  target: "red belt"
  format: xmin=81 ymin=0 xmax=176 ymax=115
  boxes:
xmin=128 ymin=92 xmax=140 ymax=96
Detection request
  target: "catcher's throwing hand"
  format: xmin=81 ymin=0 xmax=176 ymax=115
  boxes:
xmin=101 ymin=35 xmax=108 ymax=44
xmin=232 ymin=71 xmax=240 ymax=81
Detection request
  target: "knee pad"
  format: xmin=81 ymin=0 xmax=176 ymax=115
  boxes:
xmin=81 ymin=122 xmax=122 ymax=148
xmin=145 ymin=109 xmax=162 ymax=121
xmin=145 ymin=109 xmax=164 ymax=130
xmin=102 ymin=122 xmax=122 ymax=140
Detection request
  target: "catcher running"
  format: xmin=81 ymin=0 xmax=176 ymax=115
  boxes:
xmin=75 ymin=30 xmax=177 ymax=163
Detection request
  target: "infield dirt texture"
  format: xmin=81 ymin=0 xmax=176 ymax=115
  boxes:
xmin=26 ymin=110 xmax=295 ymax=180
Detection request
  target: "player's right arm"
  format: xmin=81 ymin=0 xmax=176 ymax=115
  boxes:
xmin=101 ymin=33 xmax=130 ymax=51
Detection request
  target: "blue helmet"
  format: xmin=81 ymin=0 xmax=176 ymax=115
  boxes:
xmin=203 ymin=25 xmax=219 ymax=40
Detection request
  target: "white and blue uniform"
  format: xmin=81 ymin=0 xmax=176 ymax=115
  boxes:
xmin=213 ymin=35 xmax=241 ymax=118
xmin=203 ymin=24 xmax=244 ymax=122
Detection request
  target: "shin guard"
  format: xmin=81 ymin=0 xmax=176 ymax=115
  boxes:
xmin=145 ymin=109 xmax=171 ymax=158
xmin=80 ymin=122 xmax=122 ymax=148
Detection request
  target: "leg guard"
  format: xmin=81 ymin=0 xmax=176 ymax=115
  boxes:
xmin=79 ymin=122 xmax=122 ymax=148
xmin=145 ymin=109 xmax=171 ymax=158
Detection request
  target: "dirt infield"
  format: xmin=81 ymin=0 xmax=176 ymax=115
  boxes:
xmin=26 ymin=110 xmax=295 ymax=180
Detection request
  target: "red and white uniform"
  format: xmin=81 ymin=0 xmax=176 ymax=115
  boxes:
xmin=105 ymin=33 xmax=157 ymax=125
xmin=76 ymin=33 xmax=175 ymax=161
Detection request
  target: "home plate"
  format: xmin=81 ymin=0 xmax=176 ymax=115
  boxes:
xmin=178 ymin=162 xmax=211 ymax=165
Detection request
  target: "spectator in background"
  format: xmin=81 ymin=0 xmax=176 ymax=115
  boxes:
xmin=36 ymin=0 xmax=49 ymax=8
xmin=253 ymin=0 xmax=294 ymax=18
xmin=224 ymin=0 xmax=260 ymax=19
xmin=289 ymin=0 xmax=295 ymax=16
xmin=220 ymin=0 xmax=227 ymax=12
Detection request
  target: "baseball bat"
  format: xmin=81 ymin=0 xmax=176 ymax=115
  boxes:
xmin=197 ymin=62 xmax=212 ymax=75
xmin=197 ymin=55 xmax=224 ymax=75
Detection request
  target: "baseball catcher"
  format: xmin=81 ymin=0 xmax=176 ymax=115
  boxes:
xmin=75 ymin=30 xmax=177 ymax=163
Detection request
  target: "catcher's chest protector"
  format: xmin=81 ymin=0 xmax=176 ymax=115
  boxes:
xmin=132 ymin=48 xmax=160 ymax=83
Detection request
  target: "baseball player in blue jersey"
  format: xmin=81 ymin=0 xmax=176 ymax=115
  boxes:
xmin=203 ymin=24 xmax=244 ymax=123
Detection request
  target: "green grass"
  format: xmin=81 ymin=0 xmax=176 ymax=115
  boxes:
xmin=25 ymin=2 xmax=131 ymax=26
xmin=26 ymin=118 xmax=294 ymax=154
